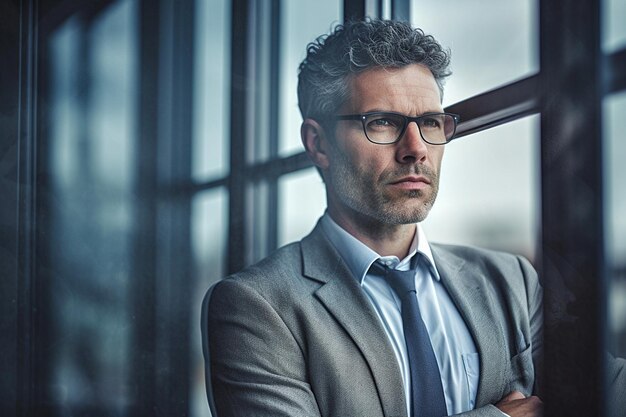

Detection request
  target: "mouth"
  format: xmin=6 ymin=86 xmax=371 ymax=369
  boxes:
xmin=388 ymin=175 xmax=432 ymax=190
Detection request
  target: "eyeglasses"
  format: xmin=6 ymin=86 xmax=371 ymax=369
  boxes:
xmin=334 ymin=111 xmax=460 ymax=145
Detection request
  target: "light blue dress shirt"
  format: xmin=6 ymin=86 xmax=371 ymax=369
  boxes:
xmin=321 ymin=214 xmax=480 ymax=416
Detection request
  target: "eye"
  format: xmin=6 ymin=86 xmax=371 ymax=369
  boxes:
xmin=420 ymin=115 xmax=443 ymax=129
xmin=366 ymin=115 xmax=402 ymax=130
xmin=370 ymin=118 xmax=393 ymax=127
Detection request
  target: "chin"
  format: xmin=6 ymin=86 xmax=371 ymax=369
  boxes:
xmin=378 ymin=207 xmax=431 ymax=225
xmin=407 ymin=203 xmax=435 ymax=222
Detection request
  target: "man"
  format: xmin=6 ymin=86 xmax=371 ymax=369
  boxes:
xmin=203 ymin=19 xmax=543 ymax=417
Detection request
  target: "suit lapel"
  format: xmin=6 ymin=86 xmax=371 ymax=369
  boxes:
xmin=431 ymin=245 xmax=508 ymax=406
xmin=301 ymin=224 xmax=407 ymax=417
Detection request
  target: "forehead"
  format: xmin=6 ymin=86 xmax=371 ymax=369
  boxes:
xmin=342 ymin=64 xmax=442 ymax=113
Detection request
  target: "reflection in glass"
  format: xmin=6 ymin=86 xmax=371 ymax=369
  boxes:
xmin=47 ymin=0 xmax=137 ymax=413
xmin=278 ymin=0 xmax=342 ymax=156
xmin=604 ymin=93 xmax=626 ymax=359
xmin=424 ymin=116 xmax=540 ymax=262
xmin=411 ymin=0 xmax=538 ymax=106
xmin=190 ymin=188 xmax=227 ymax=417
xmin=193 ymin=0 xmax=230 ymax=180
xmin=278 ymin=168 xmax=327 ymax=247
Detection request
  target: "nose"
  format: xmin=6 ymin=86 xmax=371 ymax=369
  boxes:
xmin=395 ymin=121 xmax=428 ymax=164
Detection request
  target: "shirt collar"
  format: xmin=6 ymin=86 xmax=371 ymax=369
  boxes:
xmin=320 ymin=212 xmax=441 ymax=284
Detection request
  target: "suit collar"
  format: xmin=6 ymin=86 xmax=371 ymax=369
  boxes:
xmin=431 ymin=244 xmax=508 ymax=406
xmin=300 ymin=220 xmax=342 ymax=285
xmin=301 ymin=222 xmax=408 ymax=417
xmin=302 ymin=224 xmax=510 ymax=410
xmin=318 ymin=213 xmax=441 ymax=283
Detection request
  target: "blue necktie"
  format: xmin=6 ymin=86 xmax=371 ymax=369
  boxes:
xmin=372 ymin=259 xmax=448 ymax=417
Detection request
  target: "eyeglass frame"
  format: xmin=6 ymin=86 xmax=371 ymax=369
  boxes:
xmin=331 ymin=111 xmax=461 ymax=145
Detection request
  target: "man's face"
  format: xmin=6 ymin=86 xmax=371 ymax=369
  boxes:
xmin=324 ymin=64 xmax=446 ymax=228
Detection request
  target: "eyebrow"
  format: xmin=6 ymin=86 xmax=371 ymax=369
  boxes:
xmin=360 ymin=109 xmax=445 ymax=116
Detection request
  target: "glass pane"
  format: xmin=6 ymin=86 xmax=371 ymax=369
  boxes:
xmin=278 ymin=0 xmax=342 ymax=156
xmin=604 ymin=0 xmax=626 ymax=52
xmin=412 ymin=0 xmax=538 ymax=106
xmin=190 ymin=188 xmax=228 ymax=417
xmin=193 ymin=0 xmax=230 ymax=180
xmin=47 ymin=0 xmax=137 ymax=412
xmin=424 ymin=116 xmax=540 ymax=262
xmin=278 ymin=168 xmax=327 ymax=247
xmin=248 ymin=180 xmax=271 ymax=263
xmin=604 ymin=92 xmax=626 ymax=360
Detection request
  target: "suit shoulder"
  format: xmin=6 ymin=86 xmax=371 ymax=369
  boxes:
xmin=228 ymin=241 xmax=303 ymax=283
xmin=431 ymin=242 xmax=529 ymax=265
xmin=431 ymin=242 xmax=538 ymax=286
xmin=215 ymin=241 xmax=318 ymax=304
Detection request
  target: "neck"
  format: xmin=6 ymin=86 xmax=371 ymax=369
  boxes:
xmin=327 ymin=208 xmax=417 ymax=259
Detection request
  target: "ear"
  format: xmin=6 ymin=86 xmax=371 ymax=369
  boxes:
xmin=301 ymin=118 xmax=331 ymax=171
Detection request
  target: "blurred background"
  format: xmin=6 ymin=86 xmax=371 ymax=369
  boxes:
xmin=1 ymin=0 xmax=624 ymax=416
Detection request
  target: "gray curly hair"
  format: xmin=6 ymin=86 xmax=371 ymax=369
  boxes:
xmin=297 ymin=19 xmax=451 ymax=120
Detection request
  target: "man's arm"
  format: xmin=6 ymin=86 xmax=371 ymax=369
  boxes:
xmin=490 ymin=256 xmax=544 ymax=417
xmin=206 ymin=279 xmax=322 ymax=417
xmin=452 ymin=255 xmax=545 ymax=417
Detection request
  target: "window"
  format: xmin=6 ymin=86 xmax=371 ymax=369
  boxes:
xmin=46 ymin=0 xmax=137 ymax=411
xmin=425 ymin=116 xmax=540 ymax=261
xmin=604 ymin=0 xmax=626 ymax=52
xmin=604 ymin=92 xmax=626 ymax=359
xmin=278 ymin=168 xmax=327 ymax=246
xmin=279 ymin=0 xmax=342 ymax=156
xmin=190 ymin=189 xmax=227 ymax=417
xmin=193 ymin=0 xmax=230 ymax=180
xmin=412 ymin=0 xmax=538 ymax=106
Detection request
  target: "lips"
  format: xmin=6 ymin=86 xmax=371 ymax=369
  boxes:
xmin=387 ymin=176 xmax=432 ymax=191
xmin=389 ymin=175 xmax=432 ymax=185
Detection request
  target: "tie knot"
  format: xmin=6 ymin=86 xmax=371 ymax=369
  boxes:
xmin=370 ymin=261 xmax=416 ymax=296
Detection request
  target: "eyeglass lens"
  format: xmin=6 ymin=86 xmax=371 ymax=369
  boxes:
xmin=363 ymin=113 xmax=455 ymax=144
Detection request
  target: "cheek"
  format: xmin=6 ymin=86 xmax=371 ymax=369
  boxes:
xmin=333 ymin=143 xmax=373 ymax=171
xmin=429 ymin=147 xmax=445 ymax=170
xmin=331 ymin=137 xmax=396 ymax=181
xmin=354 ymin=153 xmax=389 ymax=182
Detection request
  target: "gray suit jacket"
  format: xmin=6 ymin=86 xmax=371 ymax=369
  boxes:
xmin=203 ymin=222 xmax=543 ymax=417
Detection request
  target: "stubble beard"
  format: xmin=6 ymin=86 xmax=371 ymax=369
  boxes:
xmin=328 ymin=151 xmax=440 ymax=227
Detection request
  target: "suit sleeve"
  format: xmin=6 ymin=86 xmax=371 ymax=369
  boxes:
xmin=206 ymin=279 xmax=322 ymax=417
xmin=607 ymin=353 xmax=626 ymax=417
xmin=517 ymin=255 xmax=543 ymax=395
xmin=450 ymin=404 xmax=512 ymax=417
